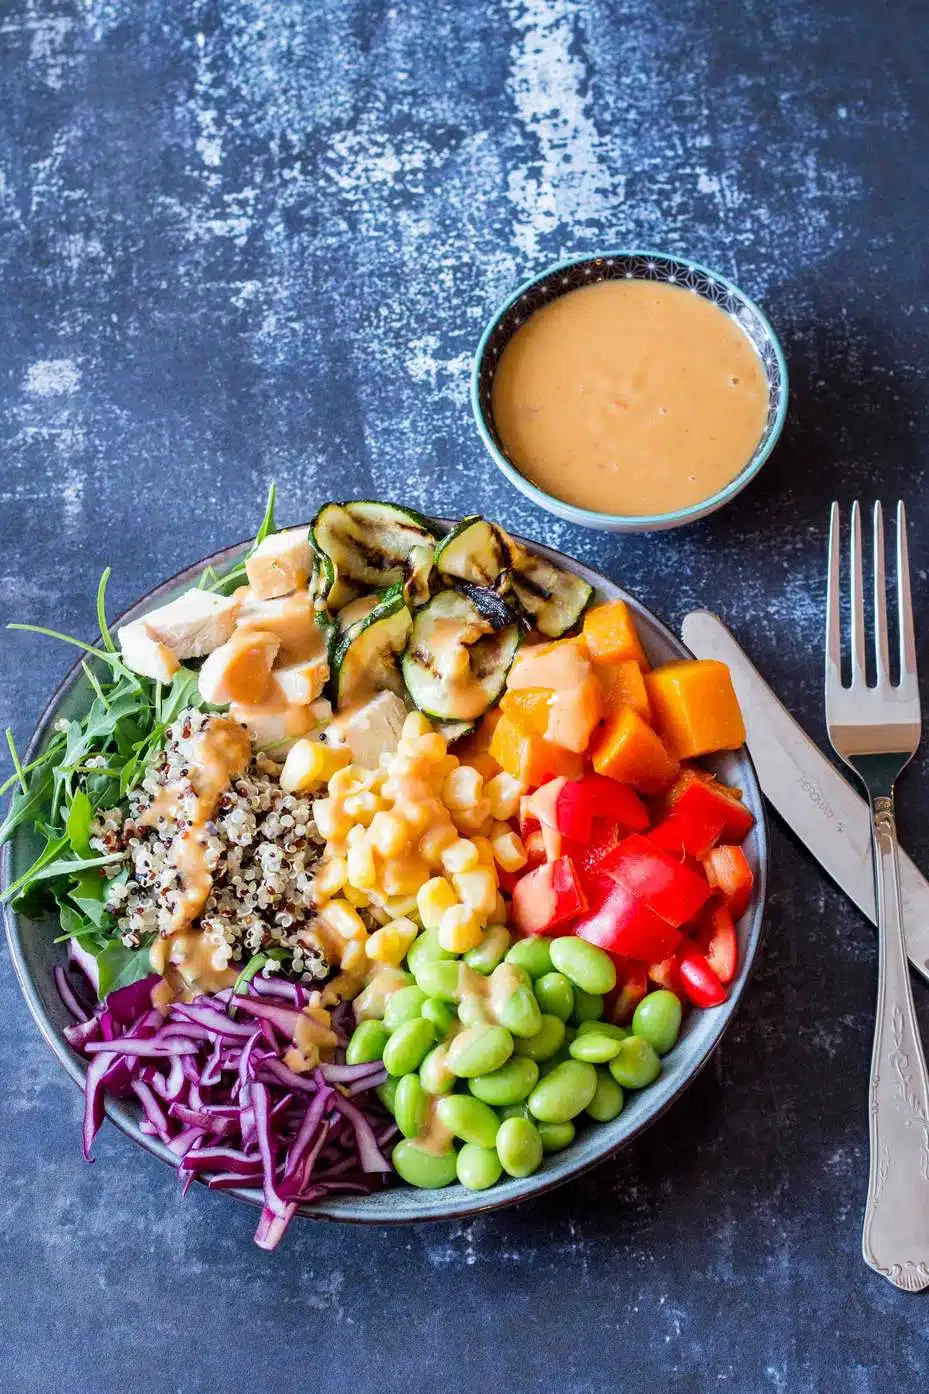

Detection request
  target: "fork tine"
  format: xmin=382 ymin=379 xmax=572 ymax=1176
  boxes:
xmin=897 ymin=501 xmax=917 ymax=688
xmin=826 ymin=501 xmax=842 ymax=687
xmin=850 ymin=500 xmax=867 ymax=685
xmin=873 ymin=502 xmax=890 ymax=684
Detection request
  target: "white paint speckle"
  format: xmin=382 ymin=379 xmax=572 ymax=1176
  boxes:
xmin=23 ymin=359 xmax=81 ymax=396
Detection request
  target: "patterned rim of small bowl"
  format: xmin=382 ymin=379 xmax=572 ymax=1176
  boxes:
xmin=2 ymin=526 xmax=768 ymax=1226
xmin=471 ymin=248 xmax=789 ymax=533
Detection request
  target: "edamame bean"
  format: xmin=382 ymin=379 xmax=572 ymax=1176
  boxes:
xmin=383 ymin=1017 xmax=436 ymax=1076
xmin=406 ymin=927 xmax=454 ymax=978
xmin=513 ymin=1013 xmax=566 ymax=1062
xmin=436 ymin=1094 xmax=501 ymax=1149
xmin=631 ymin=989 xmax=682 ymax=1056
xmin=608 ymin=1036 xmax=662 ymax=1089
xmin=496 ymin=1116 xmax=544 ymax=1177
xmin=570 ymin=988 xmax=604 ymax=1024
xmin=421 ymin=996 xmax=456 ymax=1036
xmin=537 ymin=1120 xmax=575 ymax=1153
xmin=468 ymin=1055 xmax=539 ymax=1107
xmin=569 ymin=1032 xmax=622 ymax=1064
xmin=551 ymin=937 xmax=616 ymax=995
xmin=384 ymin=985 xmax=427 ymax=1031
xmin=464 ymin=924 xmax=512 ymax=975
xmin=346 ymin=1018 xmax=390 ymax=1065
xmin=500 ymin=1102 xmax=531 ymax=1121
xmin=496 ymin=982 xmax=543 ymax=1040
xmin=456 ymin=1142 xmax=503 ymax=1191
xmin=394 ymin=1072 xmax=428 ymax=1138
xmin=533 ymin=971 xmax=574 ymax=1022
xmin=413 ymin=958 xmax=462 ymax=1002
xmin=576 ymin=1019 xmax=629 ymax=1042
xmin=505 ymin=936 xmax=553 ymax=980
xmin=377 ymin=1077 xmax=398 ymax=1113
xmin=420 ymin=1044 xmax=455 ymax=1095
xmin=586 ymin=1069 xmax=625 ymax=1122
xmin=458 ymin=994 xmax=492 ymax=1027
xmin=392 ymin=1139 xmax=458 ymax=1189
xmin=447 ymin=1024 xmax=514 ymax=1078
xmin=528 ymin=1060 xmax=598 ymax=1123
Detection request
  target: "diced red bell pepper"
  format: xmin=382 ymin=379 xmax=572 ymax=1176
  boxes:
xmin=702 ymin=844 xmax=754 ymax=919
xmin=526 ymin=774 xmax=648 ymax=845
xmin=511 ymin=856 xmax=588 ymax=937
xmin=677 ymin=947 xmax=727 ymax=1007
xmin=648 ymin=802 xmax=727 ymax=860
xmin=562 ymin=818 xmax=623 ymax=877
xmin=692 ymin=903 xmax=739 ymax=985
xmin=574 ymin=877 xmax=683 ymax=963
xmin=610 ymin=962 xmax=649 ymax=1024
xmin=669 ymin=771 xmax=755 ymax=843
xmin=599 ymin=833 xmax=712 ymax=929
xmin=647 ymin=953 xmax=684 ymax=997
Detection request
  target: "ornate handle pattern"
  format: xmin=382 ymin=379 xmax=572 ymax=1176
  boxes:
xmin=863 ymin=794 xmax=929 ymax=1291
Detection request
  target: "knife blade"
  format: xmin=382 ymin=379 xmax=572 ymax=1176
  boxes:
xmin=681 ymin=608 xmax=929 ymax=985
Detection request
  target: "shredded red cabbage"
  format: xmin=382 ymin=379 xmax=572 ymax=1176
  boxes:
xmin=57 ymin=966 xmax=394 ymax=1249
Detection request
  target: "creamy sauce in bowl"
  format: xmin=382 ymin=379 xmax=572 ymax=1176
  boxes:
xmin=491 ymin=279 xmax=769 ymax=518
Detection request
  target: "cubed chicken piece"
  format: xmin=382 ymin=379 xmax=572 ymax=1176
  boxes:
xmin=245 ymin=527 xmax=312 ymax=600
xmin=270 ymin=653 xmax=329 ymax=706
xmin=236 ymin=591 xmax=320 ymax=661
xmin=117 ymin=621 xmax=180 ymax=683
xmin=230 ymin=700 xmax=318 ymax=752
xmin=198 ymin=630 xmax=280 ymax=706
xmin=131 ymin=589 xmax=240 ymax=660
xmin=327 ymin=691 xmax=408 ymax=770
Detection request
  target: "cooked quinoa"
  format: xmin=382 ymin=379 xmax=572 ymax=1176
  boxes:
xmin=90 ymin=707 xmax=333 ymax=984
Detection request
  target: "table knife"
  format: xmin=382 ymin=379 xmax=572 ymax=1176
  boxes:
xmin=681 ymin=608 xmax=929 ymax=985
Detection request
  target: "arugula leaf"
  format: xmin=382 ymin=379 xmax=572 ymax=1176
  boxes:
xmin=66 ymin=790 xmax=93 ymax=856
xmin=70 ymin=872 xmax=115 ymax=929
xmin=96 ymin=566 xmax=116 ymax=652
xmin=0 ymin=760 xmax=55 ymax=844
xmin=95 ymin=941 xmax=155 ymax=998
xmin=232 ymin=947 xmax=288 ymax=996
xmin=206 ymin=482 xmax=278 ymax=595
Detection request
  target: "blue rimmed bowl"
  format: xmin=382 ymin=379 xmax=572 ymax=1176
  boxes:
xmin=2 ymin=524 xmax=768 ymax=1226
xmin=471 ymin=249 xmax=788 ymax=533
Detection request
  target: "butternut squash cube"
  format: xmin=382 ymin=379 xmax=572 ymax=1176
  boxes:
xmin=591 ymin=707 xmax=679 ymax=793
xmin=644 ymin=660 xmax=746 ymax=759
xmin=595 ymin=658 xmax=651 ymax=722
xmin=582 ymin=601 xmax=648 ymax=669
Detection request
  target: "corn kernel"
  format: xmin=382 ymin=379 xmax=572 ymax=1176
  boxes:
xmin=493 ymin=892 xmax=508 ymax=924
xmin=312 ymin=797 xmax=346 ymax=841
xmin=402 ymin=711 xmax=433 ymax=742
xmin=384 ymin=894 xmax=420 ymax=919
xmin=485 ymin=771 xmax=525 ymax=821
xmin=368 ymin=810 xmax=409 ymax=858
xmin=329 ymin=765 xmax=364 ymax=798
xmin=438 ymin=903 xmax=483 ymax=953
xmin=410 ymin=732 xmax=448 ymax=763
xmin=280 ymin=738 xmax=352 ymax=793
xmin=471 ymin=835 xmax=496 ymax=870
xmin=440 ymin=838 xmax=480 ymax=875
xmin=442 ymin=765 xmax=483 ymax=810
xmin=343 ymin=883 xmax=370 ymax=909
xmin=312 ymin=856 xmax=347 ymax=901
xmin=382 ymin=854 xmax=431 ymax=897
xmin=398 ymin=796 xmax=446 ymax=835
xmin=346 ymin=824 xmax=368 ymax=848
xmin=419 ymin=820 xmax=459 ymax=865
xmin=434 ymin=754 xmax=460 ymax=780
xmin=452 ymin=867 xmax=498 ymax=919
xmin=451 ymin=799 xmax=492 ymax=834
xmin=320 ymin=898 xmax=367 ymax=942
xmin=342 ymin=939 xmax=368 ymax=974
xmin=416 ymin=875 xmax=459 ymax=930
xmin=366 ymin=916 xmax=418 ymax=966
xmin=365 ymin=901 xmax=390 ymax=925
xmin=491 ymin=829 xmax=528 ymax=874
xmin=346 ymin=841 xmax=377 ymax=890
xmin=343 ymin=790 xmax=385 ymax=824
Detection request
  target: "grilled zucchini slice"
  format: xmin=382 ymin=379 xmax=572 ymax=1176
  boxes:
xmin=311 ymin=501 xmax=438 ymax=589
xmin=332 ymin=588 xmax=413 ymax=707
xmin=434 ymin=516 xmax=513 ymax=587
xmin=510 ymin=551 xmax=593 ymax=638
xmin=402 ymin=589 xmax=520 ymax=722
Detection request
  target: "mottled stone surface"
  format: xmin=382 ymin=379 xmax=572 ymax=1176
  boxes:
xmin=3 ymin=1 xmax=929 ymax=1389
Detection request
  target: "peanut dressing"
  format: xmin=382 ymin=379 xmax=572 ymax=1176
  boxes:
xmin=492 ymin=279 xmax=769 ymax=517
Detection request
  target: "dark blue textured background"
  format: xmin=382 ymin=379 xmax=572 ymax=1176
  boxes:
xmin=3 ymin=2 xmax=929 ymax=1389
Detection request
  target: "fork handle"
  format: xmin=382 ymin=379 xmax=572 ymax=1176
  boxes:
xmin=863 ymin=791 xmax=929 ymax=1291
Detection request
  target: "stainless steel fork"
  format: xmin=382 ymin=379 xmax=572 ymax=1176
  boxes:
xmin=826 ymin=500 xmax=929 ymax=1291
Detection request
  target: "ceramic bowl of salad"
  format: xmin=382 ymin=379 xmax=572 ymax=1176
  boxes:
xmin=2 ymin=492 xmax=767 ymax=1241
